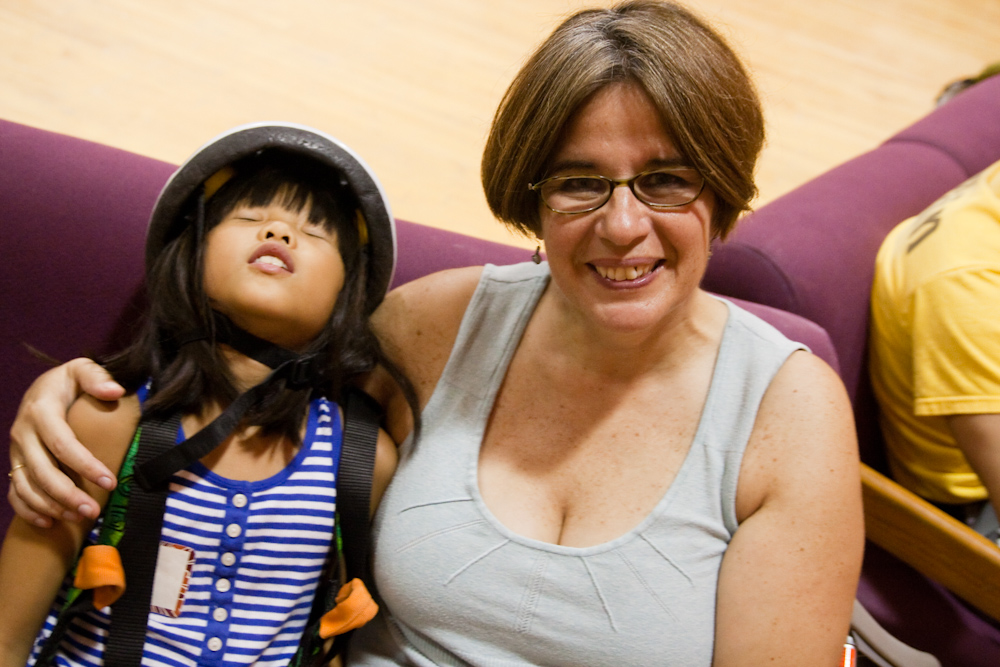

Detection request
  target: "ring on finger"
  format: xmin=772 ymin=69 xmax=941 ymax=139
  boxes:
xmin=8 ymin=463 xmax=26 ymax=480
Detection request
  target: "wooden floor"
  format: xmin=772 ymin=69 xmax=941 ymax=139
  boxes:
xmin=1 ymin=0 xmax=997 ymax=248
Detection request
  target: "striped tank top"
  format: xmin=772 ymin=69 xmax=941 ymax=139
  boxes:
xmin=29 ymin=396 xmax=342 ymax=666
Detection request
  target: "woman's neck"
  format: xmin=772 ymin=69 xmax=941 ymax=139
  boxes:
xmin=536 ymin=287 xmax=728 ymax=380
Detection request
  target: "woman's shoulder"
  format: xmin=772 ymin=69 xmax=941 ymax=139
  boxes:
xmin=373 ymin=266 xmax=484 ymax=358
xmin=716 ymin=297 xmax=806 ymax=354
xmin=368 ymin=266 xmax=484 ymax=414
xmin=737 ymin=349 xmax=858 ymax=518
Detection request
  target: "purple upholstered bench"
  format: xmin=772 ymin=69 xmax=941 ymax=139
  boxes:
xmin=2 ymin=73 xmax=999 ymax=663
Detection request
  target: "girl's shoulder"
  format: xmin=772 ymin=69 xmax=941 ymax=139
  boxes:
xmin=67 ymin=393 xmax=143 ymax=488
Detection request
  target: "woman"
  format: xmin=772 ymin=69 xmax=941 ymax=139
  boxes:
xmin=8 ymin=2 xmax=863 ymax=664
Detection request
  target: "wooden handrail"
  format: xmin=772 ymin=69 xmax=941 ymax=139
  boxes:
xmin=861 ymin=463 xmax=1000 ymax=621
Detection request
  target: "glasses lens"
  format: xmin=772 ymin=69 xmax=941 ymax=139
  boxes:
xmin=634 ymin=169 xmax=703 ymax=207
xmin=541 ymin=177 xmax=609 ymax=213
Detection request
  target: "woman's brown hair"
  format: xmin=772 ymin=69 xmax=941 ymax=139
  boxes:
xmin=482 ymin=0 xmax=764 ymax=240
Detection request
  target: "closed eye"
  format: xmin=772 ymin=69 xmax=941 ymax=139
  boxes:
xmin=303 ymin=222 xmax=335 ymax=240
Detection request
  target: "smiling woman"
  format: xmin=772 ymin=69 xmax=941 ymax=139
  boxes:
xmin=350 ymin=2 xmax=862 ymax=665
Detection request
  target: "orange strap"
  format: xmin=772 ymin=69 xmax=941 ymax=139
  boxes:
xmin=319 ymin=578 xmax=379 ymax=638
xmin=73 ymin=544 xmax=126 ymax=609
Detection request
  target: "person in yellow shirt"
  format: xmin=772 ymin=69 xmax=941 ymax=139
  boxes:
xmin=870 ymin=158 xmax=1000 ymax=539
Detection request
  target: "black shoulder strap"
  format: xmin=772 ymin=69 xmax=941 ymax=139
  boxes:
xmin=103 ymin=413 xmax=181 ymax=665
xmin=290 ymin=387 xmax=382 ymax=667
xmin=338 ymin=387 xmax=381 ymax=583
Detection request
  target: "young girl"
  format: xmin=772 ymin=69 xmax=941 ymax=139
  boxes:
xmin=0 ymin=123 xmax=406 ymax=666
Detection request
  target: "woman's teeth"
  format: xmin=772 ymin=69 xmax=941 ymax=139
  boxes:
xmin=594 ymin=263 xmax=654 ymax=281
xmin=256 ymin=255 xmax=288 ymax=270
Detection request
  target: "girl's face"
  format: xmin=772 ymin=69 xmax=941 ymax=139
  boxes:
xmin=202 ymin=196 xmax=346 ymax=351
xmin=538 ymin=82 xmax=715 ymax=335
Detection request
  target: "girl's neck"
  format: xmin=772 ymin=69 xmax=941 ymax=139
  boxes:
xmin=219 ymin=343 xmax=273 ymax=392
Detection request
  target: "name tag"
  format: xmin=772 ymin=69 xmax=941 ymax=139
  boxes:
xmin=151 ymin=542 xmax=195 ymax=617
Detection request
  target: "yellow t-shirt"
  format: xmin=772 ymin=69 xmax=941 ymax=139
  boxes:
xmin=870 ymin=159 xmax=1000 ymax=504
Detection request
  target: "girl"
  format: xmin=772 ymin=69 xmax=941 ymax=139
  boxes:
xmin=0 ymin=123 xmax=407 ymax=666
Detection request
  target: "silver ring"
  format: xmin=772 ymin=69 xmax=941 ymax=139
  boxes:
xmin=8 ymin=463 xmax=26 ymax=480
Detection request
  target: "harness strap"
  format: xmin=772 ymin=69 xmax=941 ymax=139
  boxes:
xmin=137 ymin=313 xmax=322 ymax=491
xmin=32 ymin=590 xmax=95 ymax=665
xmin=135 ymin=353 xmax=319 ymax=490
xmin=290 ymin=387 xmax=382 ymax=666
xmin=338 ymin=388 xmax=380 ymax=583
xmin=103 ymin=413 xmax=180 ymax=664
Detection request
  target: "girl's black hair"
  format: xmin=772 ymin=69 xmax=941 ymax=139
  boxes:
xmin=104 ymin=148 xmax=420 ymax=444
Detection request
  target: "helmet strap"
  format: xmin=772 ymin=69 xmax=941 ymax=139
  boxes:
xmin=137 ymin=311 xmax=324 ymax=490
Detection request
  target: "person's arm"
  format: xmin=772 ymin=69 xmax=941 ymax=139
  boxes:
xmin=364 ymin=266 xmax=484 ymax=445
xmin=0 ymin=392 xmax=138 ymax=665
xmin=370 ymin=427 xmax=398 ymax=516
xmin=947 ymin=413 xmax=1000 ymax=519
xmin=8 ymin=359 xmax=124 ymax=527
xmin=10 ymin=266 xmax=483 ymax=526
xmin=713 ymin=352 xmax=864 ymax=667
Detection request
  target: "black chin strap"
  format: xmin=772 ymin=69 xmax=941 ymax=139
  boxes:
xmin=136 ymin=312 xmax=323 ymax=491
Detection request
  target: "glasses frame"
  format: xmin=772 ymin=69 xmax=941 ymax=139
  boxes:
xmin=528 ymin=167 xmax=706 ymax=215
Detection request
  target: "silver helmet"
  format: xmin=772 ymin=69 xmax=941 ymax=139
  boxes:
xmin=145 ymin=122 xmax=396 ymax=314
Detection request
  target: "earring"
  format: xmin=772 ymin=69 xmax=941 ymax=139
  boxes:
xmin=532 ymin=245 xmax=542 ymax=264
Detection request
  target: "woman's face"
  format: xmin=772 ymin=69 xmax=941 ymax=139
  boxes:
xmin=538 ymin=82 xmax=715 ymax=335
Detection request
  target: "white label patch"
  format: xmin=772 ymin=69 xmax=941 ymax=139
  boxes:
xmin=150 ymin=542 xmax=195 ymax=617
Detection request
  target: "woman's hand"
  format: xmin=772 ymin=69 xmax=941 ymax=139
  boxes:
xmin=8 ymin=358 xmax=123 ymax=527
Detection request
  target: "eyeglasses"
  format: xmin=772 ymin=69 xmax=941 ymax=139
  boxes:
xmin=529 ymin=167 xmax=706 ymax=214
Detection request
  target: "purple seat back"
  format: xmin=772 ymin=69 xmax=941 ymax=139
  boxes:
xmin=702 ymin=75 xmax=1000 ymax=665
xmin=703 ymin=74 xmax=1000 ymax=469
xmin=1 ymin=120 xmax=174 ymax=536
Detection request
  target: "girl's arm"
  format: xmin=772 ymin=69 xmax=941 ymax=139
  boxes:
xmin=0 ymin=393 xmax=139 ymax=665
xmin=370 ymin=427 xmax=399 ymax=516
xmin=8 ymin=359 xmax=123 ymax=526
xmin=712 ymin=352 xmax=864 ymax=667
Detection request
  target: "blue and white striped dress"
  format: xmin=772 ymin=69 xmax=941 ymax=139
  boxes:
xmin=29 ymin=397 xmax=342 ymax=667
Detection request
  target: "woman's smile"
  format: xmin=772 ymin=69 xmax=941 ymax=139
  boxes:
xmin=590 ymin=260 xmax=663 ymax=284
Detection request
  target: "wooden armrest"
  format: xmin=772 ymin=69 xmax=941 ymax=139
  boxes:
xmin=861 ymin=463 xmax=1000 ymax=621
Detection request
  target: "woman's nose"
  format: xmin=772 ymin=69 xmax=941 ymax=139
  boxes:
xmin=597 ymin=185 xmax=651 ymax=246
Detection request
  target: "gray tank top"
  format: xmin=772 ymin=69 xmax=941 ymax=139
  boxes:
xmin=351 ymin=262 xmax=804 ymax=667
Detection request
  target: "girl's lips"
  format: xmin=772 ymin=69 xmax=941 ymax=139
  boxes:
xmin=249 ymin=241 xmax=294 ymax=273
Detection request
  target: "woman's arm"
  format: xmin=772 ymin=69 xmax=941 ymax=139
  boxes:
xmin=0 ymin=393 xmax=138 ymax=665
xmin=11 ymin=266 xmax=484 ymax=525
xmin=8 ymin=359 xmax=124 ymax=526
xmin=713 ymin=352 xmax=864 ymax=667
xmin=364 ymin=266 xmax=484 ymax=444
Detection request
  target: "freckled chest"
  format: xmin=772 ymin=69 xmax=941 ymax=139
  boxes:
xmin=477 ymin=307 xmax=719 ymax=547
